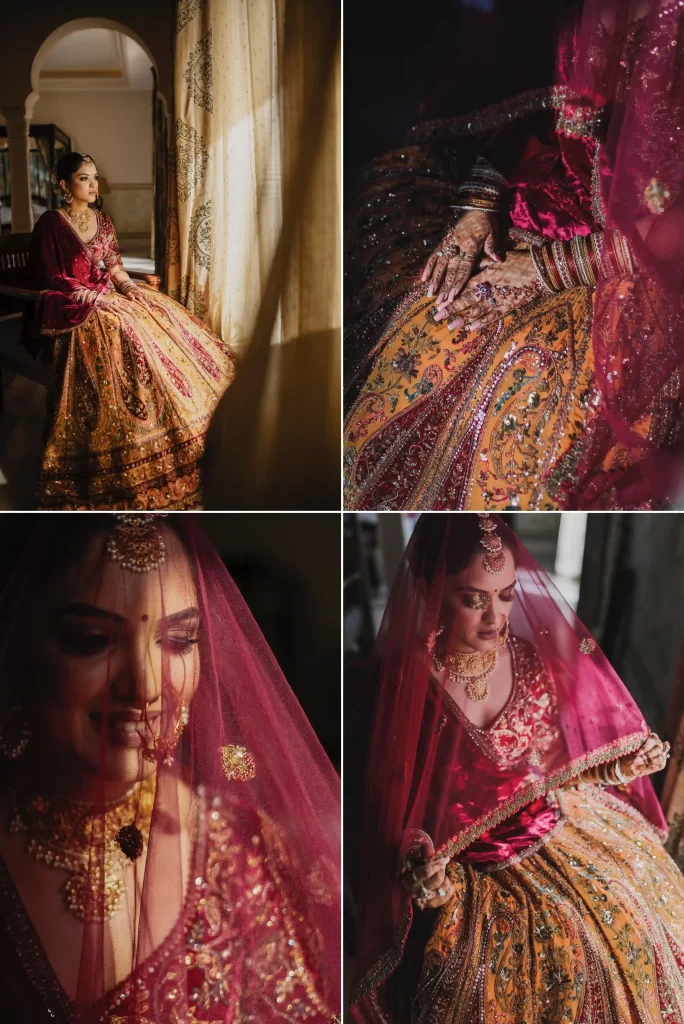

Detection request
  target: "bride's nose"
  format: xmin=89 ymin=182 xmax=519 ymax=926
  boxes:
xmin=481 ymin=601 xmax=496 ymax=625
xmin=115 ymin=641 xmax=160 ymax=708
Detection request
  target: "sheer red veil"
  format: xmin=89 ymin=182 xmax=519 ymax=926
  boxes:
xmin=0 ymin=515 xmax=340 ymax=1022
xmin=351 ymin=513 xmax=666 ymax=1021
xmin=564 ymin=0 xmax=684 ymax=505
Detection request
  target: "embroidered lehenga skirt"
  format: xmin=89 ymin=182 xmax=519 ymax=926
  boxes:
xmin=38 ymin=289 xmax=235 ymax=510
xmin=412 ymin=786 xmax=684 ymax=1024
xmin=343 ymin=147 xmax=682 ymax=511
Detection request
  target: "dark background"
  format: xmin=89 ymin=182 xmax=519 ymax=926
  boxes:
xmin=0 ymin=513 xmax=341 ymax=769
xmin=344 ymin=0 xmax=578 ymax=205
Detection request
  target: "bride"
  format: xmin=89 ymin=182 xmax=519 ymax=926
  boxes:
xmin=0 ymin=514 xmax=340 ymax=1022
xmin=26 ymin=152 xmax=236 ymax=510
xmin=351 ymin=513 xmax=684 ymax=1023
xmin=343 ymin=0 xmax=684 ymax=511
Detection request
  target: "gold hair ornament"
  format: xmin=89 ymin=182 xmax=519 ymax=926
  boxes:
xmin=477 ymin=514 xmax=506 ymax=574
xmin=106 ymin=514 xmax=168 ymax=573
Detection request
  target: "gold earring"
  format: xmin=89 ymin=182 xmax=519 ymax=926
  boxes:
xmin=499 ymin=617 xmax=510 ymax=648
xmin=0 ymin=700 xmax=31 ymax=759
xmin=62 ymin=187 xmax=73 ymax=204
xmin=142 ymin=694 xmax=187 ymax=767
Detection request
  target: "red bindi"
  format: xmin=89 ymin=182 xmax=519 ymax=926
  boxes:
xmin=141 ymin=614 xmax=149 ymax=622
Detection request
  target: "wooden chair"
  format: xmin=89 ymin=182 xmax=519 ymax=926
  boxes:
xmin=0 ymin=232 xmax=161 ymax=415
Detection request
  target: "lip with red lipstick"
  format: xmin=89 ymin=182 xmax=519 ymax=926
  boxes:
xmin=89 ymin=709 xmax=160 ymax=749
xmin=477 ymin=629 xmax=498 ymax=640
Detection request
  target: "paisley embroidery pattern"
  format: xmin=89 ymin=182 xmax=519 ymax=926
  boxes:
xmin=174 ymin=119 xmax=209 ymax=203
xmin=413 ymin=786 xmax=684 ymax=1024
xmin=189 ymin=200 xmax=212 ymax=270
xmin=184 ymin=30 xmax=213 ymax=112
xmin=176 ymin=0 xmax=203 ymax=33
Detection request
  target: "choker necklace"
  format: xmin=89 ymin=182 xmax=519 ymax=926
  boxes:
xmin=8 ymin=774 xmax=156 ymax=921
xmin=433 ymin=646 xmax=498 ymax=702
xmin=63 ymin=206 xmax=91 ymax=234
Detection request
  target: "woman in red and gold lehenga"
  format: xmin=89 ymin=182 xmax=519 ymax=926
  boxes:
xmin=351 ymin=514 xmax=684 ymax=1023
xmin=344 ymin=0 xmax=684 ymax=510
xmin=27 ymin=153 xmax=236 ymax=510
xmin=0 ymin=515 xmax=340 ymax=1023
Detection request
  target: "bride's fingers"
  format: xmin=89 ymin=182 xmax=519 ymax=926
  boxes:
xmin=422 ymin=252 xmax=439 ymax=283
xmin=464 ymin=311 xmax=501 ymax=333
xmin=438 ymin=262 xmax=460 ymax=303
xmin=439 ymin=262 xmax=475 ymax=307
xmin=448 ymin=301 xmax=487 ymax=331
xmin=428 ymin=257 xmax=448 ymax=297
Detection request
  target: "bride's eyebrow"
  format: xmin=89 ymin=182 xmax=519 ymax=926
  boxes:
xmin=160 ymin=607 xmax=200 ymax=626
xmin=56 ymin=603 xmax=123 ymax=623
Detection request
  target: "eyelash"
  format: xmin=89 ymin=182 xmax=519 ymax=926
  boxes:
xmin=463 ymin=592 xmax=514 ymax=609
xmin=57 ymin=628 xmax=199 ymax=657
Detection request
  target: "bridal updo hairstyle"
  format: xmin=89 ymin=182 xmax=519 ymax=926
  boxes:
xmin=53 ymin=151 xmax=96 ymax=195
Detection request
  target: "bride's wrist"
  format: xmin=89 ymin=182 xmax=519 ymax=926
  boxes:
xmin=452 ymin=158 xmax=507 ymax=216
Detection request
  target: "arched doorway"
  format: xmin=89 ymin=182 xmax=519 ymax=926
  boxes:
xmin=1 ymin=15 xmax=168 ymax=271
xmin=27 ymin=19 xmax=157 ymax=267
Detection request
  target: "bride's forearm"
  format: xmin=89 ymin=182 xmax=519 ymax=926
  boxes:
xmin=110 ymin=265 xmax=138 ymax=296
xmin=531 ymin=229 xmax=637 ymax=294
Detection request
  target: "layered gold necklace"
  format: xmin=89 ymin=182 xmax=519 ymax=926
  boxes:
xmin=8 ymin=774 xmax=156 ymax=921
xmin=433 ymin=646 xmax=498 ymax=702
xmin=63 ymin=205 xmax=91 ymax=234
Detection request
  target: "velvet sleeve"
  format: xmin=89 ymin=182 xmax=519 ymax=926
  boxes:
xmin=28 ymin=211 xmax=110 ymax=337
xmin=419 ymin=96 xmax=602 ymax=242
xmin=99 ymin=213 xmax=124 ymax=271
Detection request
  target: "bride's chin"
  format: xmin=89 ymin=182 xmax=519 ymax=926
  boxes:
xmin=96 ymin=748 xmax=157 ymax=784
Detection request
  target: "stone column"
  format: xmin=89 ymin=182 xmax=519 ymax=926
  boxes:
xmin=4 ymin=107 xmax=33 ymax=233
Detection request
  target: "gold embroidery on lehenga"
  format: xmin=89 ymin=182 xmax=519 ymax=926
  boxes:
xmin=409 ymin=786 xmax=684 ymax=1024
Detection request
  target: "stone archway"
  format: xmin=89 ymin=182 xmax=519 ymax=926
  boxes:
xmin=2 ymin=10 xmax=170 ymax=234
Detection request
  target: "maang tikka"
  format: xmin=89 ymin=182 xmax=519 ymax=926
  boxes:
xmin=478 ymin=514 xmax=506 ymax=575
xmin=106 ymin=514 xmax=168 ymax=573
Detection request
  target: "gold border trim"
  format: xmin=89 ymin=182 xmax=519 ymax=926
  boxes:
xmin=437 ymin=731 xmax=647 ymax=857
xmin=353 ymin=730 xmax=648 ymax=1008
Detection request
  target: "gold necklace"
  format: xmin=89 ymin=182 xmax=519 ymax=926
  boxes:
xmin=63 ymin=205 xmax=91 ymax=234
xmin=433 ymin=646 xmax=498 ymax=702
xmin=8 ymin=774 xmax=156 ymax=921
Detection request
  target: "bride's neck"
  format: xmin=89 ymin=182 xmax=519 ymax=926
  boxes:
xmin=68 ymin=200 xmax=89 ymax=214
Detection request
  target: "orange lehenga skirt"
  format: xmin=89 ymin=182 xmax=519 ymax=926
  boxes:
xmin=412 ymin=786 xmax=684 ymax=1024
xmin=38 ymin=287 xmax=236 ymax=510
xmin=343 ymin=148 xmax=681 ymax=511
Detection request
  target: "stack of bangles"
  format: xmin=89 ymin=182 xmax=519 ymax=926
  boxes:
xmin=597 ymin=759 xmax=630 ymax=787
xmin=452 ymin=157 xmax=507 ymax=215
xmin=531 ymin=229 xmax=636 ymax=294
xmin=118 ymin=280 xmax=139 ymax=297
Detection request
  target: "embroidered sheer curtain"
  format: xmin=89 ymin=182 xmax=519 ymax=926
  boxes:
xmin=169 ymin=0 xmax=340 ymax=508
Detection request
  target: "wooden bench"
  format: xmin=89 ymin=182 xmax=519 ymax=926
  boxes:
xmin=0 ymin=232 xmax=161 ymax=415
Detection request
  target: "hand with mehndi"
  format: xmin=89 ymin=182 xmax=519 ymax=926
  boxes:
xmin=421 ymin=210 xmax=500 ymax=302
xmin=433 ymin=250 xmax=543 ymax=333
xmin=619 ymin=732 xmax=670 ymax=781
xmin=400 ymin=842 xmax=454 ymax=909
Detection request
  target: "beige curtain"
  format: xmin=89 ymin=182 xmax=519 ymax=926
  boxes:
xmin=169 ymin=0 xmax=340 ymax=508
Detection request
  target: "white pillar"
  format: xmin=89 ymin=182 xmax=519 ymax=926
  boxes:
xmin=5 ymin=107 xmax=33 ymax=233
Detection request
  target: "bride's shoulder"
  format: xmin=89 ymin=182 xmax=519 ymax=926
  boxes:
xmin=510 ymin=634 xmax=546 ymax=676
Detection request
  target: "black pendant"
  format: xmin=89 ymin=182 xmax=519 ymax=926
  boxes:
xmin=116 ymin=823 xmax=144 ymax=860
